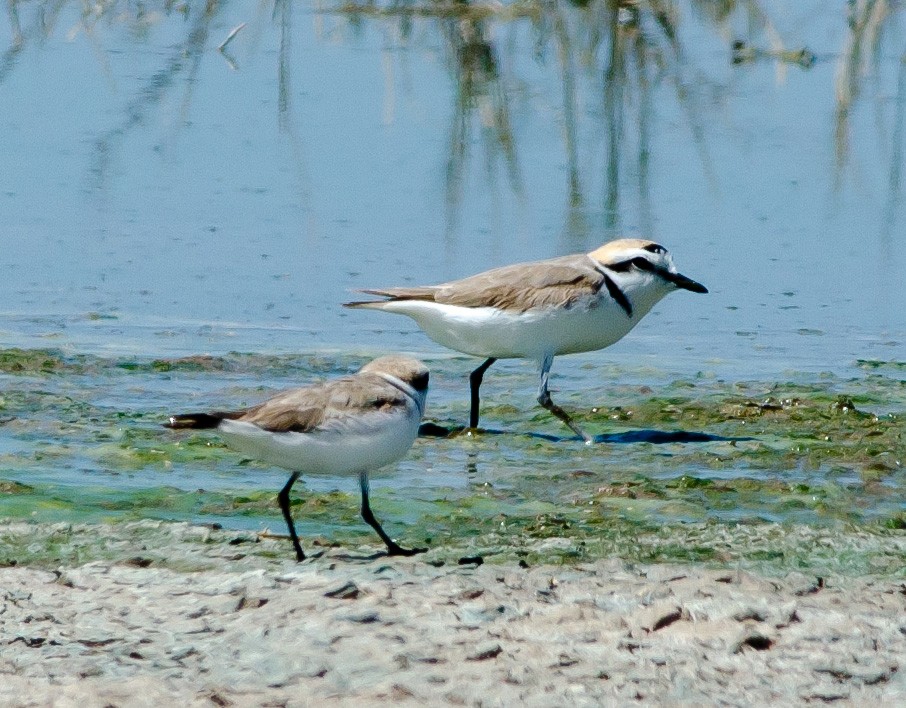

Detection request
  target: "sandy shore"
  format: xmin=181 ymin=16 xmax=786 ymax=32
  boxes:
xmin=1 ymin=523 xmax=904 ymax=706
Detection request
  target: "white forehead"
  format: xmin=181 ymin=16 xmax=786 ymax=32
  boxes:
xmin=588 ymin=238 xmax=671 ymax=265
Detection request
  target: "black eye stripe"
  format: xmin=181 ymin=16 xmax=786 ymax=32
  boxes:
xmin=606 ymin=259 xmax=634 ymax=273
xmin=606 ymin=257 xmax=655 ymax=272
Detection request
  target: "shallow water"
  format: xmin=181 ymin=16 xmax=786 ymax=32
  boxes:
xmin=0 ymin=348 xmax=902 ymax=572
xmin=0 ymin=1 xmax=904 ymax=566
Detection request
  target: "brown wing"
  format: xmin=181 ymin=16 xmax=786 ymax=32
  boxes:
xmin=350 ymin=254 xmax=605 ymax=314
xmin=434 ymin=254 xmax=605 ymax=312
xmin=236 ymin=374 xmax=408 ymax=433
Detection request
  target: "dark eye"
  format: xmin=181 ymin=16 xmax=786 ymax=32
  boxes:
xmin=632 ymin=257 xmax=654 ymax=271
xmin=643 ymin=243 xmax=667 ymax=255
xmin=410 ymin=371 xmax=429 ymax=392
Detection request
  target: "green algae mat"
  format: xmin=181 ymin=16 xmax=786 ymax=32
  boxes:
xmin=0 ymin=348 xmax=903 ymax=575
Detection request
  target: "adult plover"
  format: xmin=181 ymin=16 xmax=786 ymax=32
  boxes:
xmin=344 ymin=239 xmax=706 ymax=442
xmin=165 ymin=355 xmax=429 ymax=560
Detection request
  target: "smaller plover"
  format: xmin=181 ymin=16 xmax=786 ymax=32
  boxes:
xmin=345 ymin=239 xmax=706 ymax=441
xmin=165 ymin=355 xmax=429 ymax=561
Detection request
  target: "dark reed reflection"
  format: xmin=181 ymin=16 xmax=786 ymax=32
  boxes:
xmin=3 ymin=0 xmax=905 ymax=238
xmin=1 ymin=0 xmax=29 ymax=83
xmin=442 ymin=12 xmax=523 ymax=236
xmin=832 ymin=0 xmax=905 ymax=245
xmin=89 ymin=0 xmax=223 ymax=191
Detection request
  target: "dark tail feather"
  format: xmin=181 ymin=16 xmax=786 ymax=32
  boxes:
xmin=343 ymin=287 xmax=438 ymax=309
xmin=342 ymin=300 xmax=388 ymax=310
xmin=165 ymin=412 xmax=227 ymax=429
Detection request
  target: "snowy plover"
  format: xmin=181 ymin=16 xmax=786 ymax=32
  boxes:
xmin=165 ymin=355 xmax=429 ymax=560
xmin=344 ymin=239 xmax=706 ymax=442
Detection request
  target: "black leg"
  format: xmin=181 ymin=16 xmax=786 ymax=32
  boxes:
xmin=468 ymin=357 xmax=497 ymax=429
xmin=277 ymin=471 xmax=305 ymax=562
xmin=537 ymin=354 xmax=592 ymax=443
xmin=359 ymin=472 xmax=426 ymax=556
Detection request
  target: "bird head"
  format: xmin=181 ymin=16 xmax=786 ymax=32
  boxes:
xmin=589 ymin=239 xmax=708 ymax=297
xmin=360 ymin=355 xmax=430 ymax=414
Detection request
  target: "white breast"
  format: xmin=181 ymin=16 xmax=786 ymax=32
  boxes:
xmin=377 ymin=296 xmax=650 ymax=360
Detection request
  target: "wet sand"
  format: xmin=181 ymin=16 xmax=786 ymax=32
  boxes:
xmin=1 ymin=522 xmax=904 ymax=706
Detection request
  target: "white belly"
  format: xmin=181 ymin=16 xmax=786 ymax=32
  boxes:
xmin=381 ymin=298 xmax=645 ymax=360
xmin=218 ymin=408 xmax=420 ymax=475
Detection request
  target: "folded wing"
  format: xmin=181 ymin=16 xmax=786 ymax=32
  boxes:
xmin=346 ymin=254 xmax=606 ymax=313
xmin=166 ymin=375 xmax=410 ymax=434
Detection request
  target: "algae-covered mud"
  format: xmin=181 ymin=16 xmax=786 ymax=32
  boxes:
xmin=1 ymin=348 xmax=902 ymax=575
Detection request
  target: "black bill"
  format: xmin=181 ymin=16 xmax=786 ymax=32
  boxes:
xmin=663 ymin=270 xmax=708 ymax=293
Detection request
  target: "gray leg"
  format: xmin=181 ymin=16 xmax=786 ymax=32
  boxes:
xmin=469 ymin=357 xmax=497 ymax=429
xmin=278 ymin=471 xmax=305 ymax=561
xmin=537 ymin=354 xmax=592 ymax=443
xmin=359 ymin=472 xmax=427 ymax=556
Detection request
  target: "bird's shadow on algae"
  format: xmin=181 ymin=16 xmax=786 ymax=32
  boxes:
xmin=418 ymin=422 xmax=750 ymax=444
